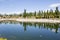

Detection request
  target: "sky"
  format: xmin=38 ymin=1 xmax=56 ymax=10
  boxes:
xmin=0 ymin=0 xmax=60 ymax=14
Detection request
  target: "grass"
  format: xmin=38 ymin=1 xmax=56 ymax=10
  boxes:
xmin=0 ymin=38 xmax=7 ymax=40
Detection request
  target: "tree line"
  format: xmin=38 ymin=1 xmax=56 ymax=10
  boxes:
xmin=0 ymin=7 xmax=60 ymax=19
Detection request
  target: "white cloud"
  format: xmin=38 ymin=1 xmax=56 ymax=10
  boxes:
xmin=49 ymin=3 xmax=60 ymax=7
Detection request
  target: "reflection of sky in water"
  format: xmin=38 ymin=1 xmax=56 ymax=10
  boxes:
xmin=0 ymin=21 xmax=60 ymax=40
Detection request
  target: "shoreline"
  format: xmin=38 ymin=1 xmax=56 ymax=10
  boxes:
xmin=0 ymin=18 xmax=60 ymax=23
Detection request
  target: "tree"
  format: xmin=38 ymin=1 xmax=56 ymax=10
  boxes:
xmin=55 ymin=7 xmax=59 ymax=18
xmin=49 ymin=9 xmax=54 ymax=18
xmin=37 ymin=10 xmax=41 ymax=18
xmin=29 ymin=12 xmax=33 ymax=17
xmin=34 ymin=11 xmax=36 ymax=17
xmin=23 ymin=9 xmax=27 ymax=18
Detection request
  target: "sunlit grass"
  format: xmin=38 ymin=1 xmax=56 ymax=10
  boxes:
xmin=0 ymin=38 xmax=7 ymax=40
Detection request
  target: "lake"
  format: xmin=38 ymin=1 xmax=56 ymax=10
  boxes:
xmin=0 ymin=21 xmax=60 ymax=40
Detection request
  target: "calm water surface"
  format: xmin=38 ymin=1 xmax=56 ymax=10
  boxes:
xmin=0 ymin=21 xmax=60 ymax=40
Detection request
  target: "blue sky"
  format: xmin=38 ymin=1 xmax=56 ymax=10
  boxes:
xmin=0 ymin=0 xmax=60 ymax=14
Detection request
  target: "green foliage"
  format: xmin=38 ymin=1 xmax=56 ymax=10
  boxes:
xmin=23 ymin=9 xmax=27 ymax=18
xmin=55 ymin=7 xmax=59 ymax=18
xmin=34 ymin=11 xmax=36 ymax=17
xmin=0 ymin=7 xmax=60 ymax=19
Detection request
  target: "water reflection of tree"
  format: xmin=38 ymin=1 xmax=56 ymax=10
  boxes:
xmin=23 ymin=22 xmax=27 ymax=31
xmin=22 ymin=22 xmax=59 ymax=33
xmin=0 ymin=21 xmax=19 ymax=24
xmin=22 ymin=22 xmax=33 ymax=31
xmin=43 ymin=23 xmax=59 ymax=33
xmin=37 ymin=23 xmax=43 ymax=29
xmin=44 ymin=23 xmax=54 ymax=30
xmin=54 ymin=24 xmax=59 ymax=33
xmin=33 ymin=23 xmax=37 ymax=28
xmin=27 ymin=22 xmax=33 ymax=26
xmin=0 ymin=21 xmax=59 ymax=33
